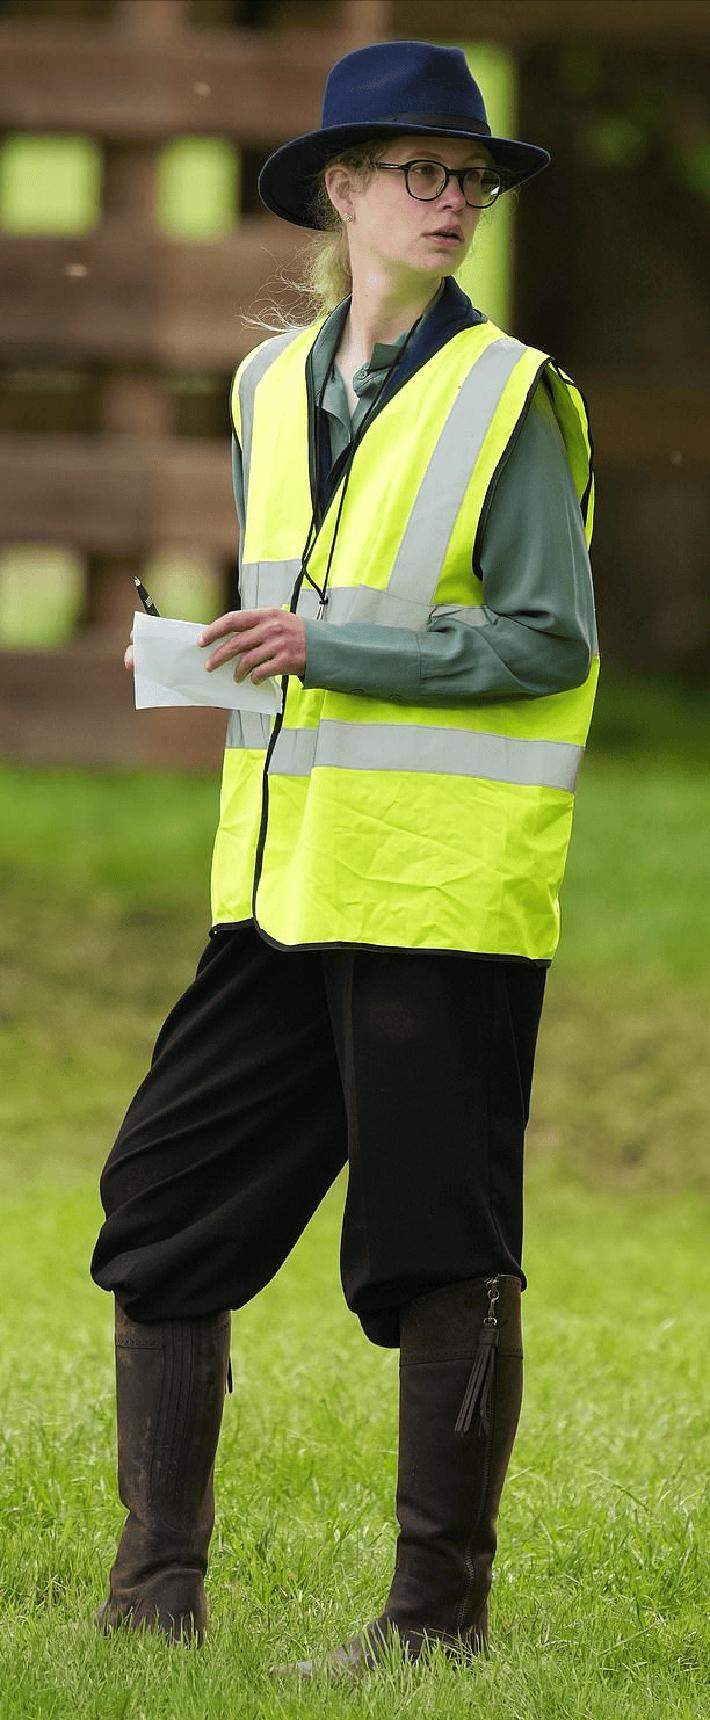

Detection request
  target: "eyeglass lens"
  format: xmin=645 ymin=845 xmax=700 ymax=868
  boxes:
xmin=406 ymin=161 xmax=501 ymax=206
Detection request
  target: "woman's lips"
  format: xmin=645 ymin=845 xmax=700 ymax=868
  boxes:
xmin=426 ymin=232 xmax=462 ymax=245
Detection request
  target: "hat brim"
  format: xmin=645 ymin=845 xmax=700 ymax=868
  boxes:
xmin=258 ymin=122 xmax=551 ymax=228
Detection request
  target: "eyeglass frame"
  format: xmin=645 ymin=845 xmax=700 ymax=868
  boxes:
xmin=374 ymin=158 xmax=507 ymax=208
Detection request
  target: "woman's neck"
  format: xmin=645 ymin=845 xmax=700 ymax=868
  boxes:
xmin=340 ymin=274 xmax=443 ymax=369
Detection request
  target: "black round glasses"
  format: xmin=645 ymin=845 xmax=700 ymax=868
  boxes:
xmin=375 ymin=159 xmax=505 ymax=208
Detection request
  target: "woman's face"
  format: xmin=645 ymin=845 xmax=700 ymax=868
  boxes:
xmin=325 ymin=132 xmax=495 ymax=284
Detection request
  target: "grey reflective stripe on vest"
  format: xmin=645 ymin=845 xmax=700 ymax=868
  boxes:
xmin=305 ymin=585 xmax=489 ymax=629
xmin=388 ymin=335 xmax=526 ymax=607
xmin=268 ymin=720 xmax=582 ymax=793
xmin=238 ymin=559 xmax=487 ymax=630
xmin=225 ymin=709 xmax=274 ymax=750
xmin=223 ymin=591 xmax=488 ymax=756
xmin=239 ymin=328 xmax=303 ymax=513
xmin=243 ymin=558 xmax=301 ymax=610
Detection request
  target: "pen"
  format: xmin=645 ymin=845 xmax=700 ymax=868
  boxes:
xmin=134 ymin=577 xmax=160 ymax=617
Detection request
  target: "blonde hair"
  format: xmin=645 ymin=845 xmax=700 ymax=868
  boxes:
xmin=240 ymin=136 xmax=406 ymax=335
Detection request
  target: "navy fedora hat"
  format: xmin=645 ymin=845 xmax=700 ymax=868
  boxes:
xmin=258 ymin=39 xmax=550 ymax=229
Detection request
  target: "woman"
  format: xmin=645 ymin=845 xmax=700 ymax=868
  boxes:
xmin=91 ymin=39 xmax=599 ymax=1680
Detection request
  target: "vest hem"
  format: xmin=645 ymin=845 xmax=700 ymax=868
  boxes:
xmin=209 ymin=916 xmax=552 ymax=967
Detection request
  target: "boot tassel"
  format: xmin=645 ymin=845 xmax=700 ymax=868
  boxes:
xmin=454 ymin=1275 xmax=500 ymax=1438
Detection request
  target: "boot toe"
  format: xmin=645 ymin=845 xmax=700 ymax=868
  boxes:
xmin=268 ymin=1618 xmax=412 ymax=1681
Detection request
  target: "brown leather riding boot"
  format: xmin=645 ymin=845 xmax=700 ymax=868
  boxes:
xmin=272 ymin=1273 xmax=523 ymax=1680
xmin=94 ymin=1299 xmax=233 ymax=1645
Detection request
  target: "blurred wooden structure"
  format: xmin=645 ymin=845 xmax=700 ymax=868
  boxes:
xmin=0 ymin=0 xmax=708 ymax=767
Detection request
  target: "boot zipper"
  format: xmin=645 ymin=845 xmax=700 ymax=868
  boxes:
xmin=453 ymin=1275 xmax=501 ymax=1639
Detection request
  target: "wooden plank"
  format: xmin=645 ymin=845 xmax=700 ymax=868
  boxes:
xmin=0 ymin=635 xmax=228 ymax=769
xmin=0 ymin=20 xmax=343 ymax=138
xmin=0 ymin=222 xmax=300 ymax=367
xmin=388 ymin=0 xmax=710 ymax=44
xmin=0 ymin=435 xmax=236 ymax=554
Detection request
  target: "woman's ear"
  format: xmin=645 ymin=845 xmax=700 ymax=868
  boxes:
xmin=324 ymin=163 xmax=351 ymax=224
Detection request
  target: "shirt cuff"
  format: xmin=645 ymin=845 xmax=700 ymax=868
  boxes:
xmin=299 ymin=616 xmax=422 ymax=701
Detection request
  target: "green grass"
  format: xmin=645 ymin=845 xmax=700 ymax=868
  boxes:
xmin=0 ymin=750 xmax=708 ymax=1714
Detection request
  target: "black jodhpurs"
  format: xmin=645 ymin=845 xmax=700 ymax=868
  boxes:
xmin=90 ymin=922 xmax=547 ymax=1348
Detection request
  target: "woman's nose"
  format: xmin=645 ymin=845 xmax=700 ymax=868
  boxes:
xmin=438 ymin=178 xmax=467 ymax=212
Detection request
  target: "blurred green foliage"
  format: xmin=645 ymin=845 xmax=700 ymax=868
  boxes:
xmin=0 ymin=133 xmax=102 ymax=232
xmin=455 ymin=42 xmax=515 ymax=328
xmin=157 ymin=136 xmax=240 ymax=237
xmin=0 ymin=131 xmax=238 ymax=236
xmin=0 ymin=549 xmax=220 ymax=644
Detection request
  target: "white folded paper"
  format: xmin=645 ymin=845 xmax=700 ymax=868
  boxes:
xmin=132 ymin=612 xmax=283 ymax=715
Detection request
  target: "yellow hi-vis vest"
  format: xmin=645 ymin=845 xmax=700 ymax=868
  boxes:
xmin=210 ymin=314 xmax=600 ymax=961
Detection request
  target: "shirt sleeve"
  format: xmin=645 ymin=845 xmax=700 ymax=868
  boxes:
xmin=299 ymin=375 xmax=598 ymax=703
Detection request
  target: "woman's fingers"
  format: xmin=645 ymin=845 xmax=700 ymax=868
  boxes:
xmin=199 ymin=609 xmax=263 ymax=645
xmin=198 ymin=609 xmax=305 ymax=678
xmin=124 ymin=644 xmax=135 ymax=672
xmin=234 ymin=645 xmax=278 ymax=682
xmin=201 ymin=634 xmax=243 ymax=672
xmin=199 ymin=609 xmax=282 ymax=669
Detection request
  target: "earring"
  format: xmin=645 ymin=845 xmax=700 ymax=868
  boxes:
xmin=343 ymin=211 xmax=353 ymax=223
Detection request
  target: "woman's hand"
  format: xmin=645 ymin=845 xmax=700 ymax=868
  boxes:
xmin=198 ymin=608 xmax=306 ymax=683
xmin=124 ymin=628 xmax=135 ymax=673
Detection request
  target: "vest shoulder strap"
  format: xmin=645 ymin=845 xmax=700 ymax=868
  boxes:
xmin=229 ymin=316 xmax=327 ymax=443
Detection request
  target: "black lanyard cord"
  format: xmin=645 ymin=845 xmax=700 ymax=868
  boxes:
xmin=299 ymin=308 xmax=423 ymax=618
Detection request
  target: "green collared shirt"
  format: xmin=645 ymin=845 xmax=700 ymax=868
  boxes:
xmin=230 ymin=289 xmax=597 ymax=704
xmin=316 ymin=280 xmax=445 ymax=462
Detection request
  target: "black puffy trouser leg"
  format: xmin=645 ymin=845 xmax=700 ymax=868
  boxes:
xmin=95 ymin=1298 xmax=232 ymax=1645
